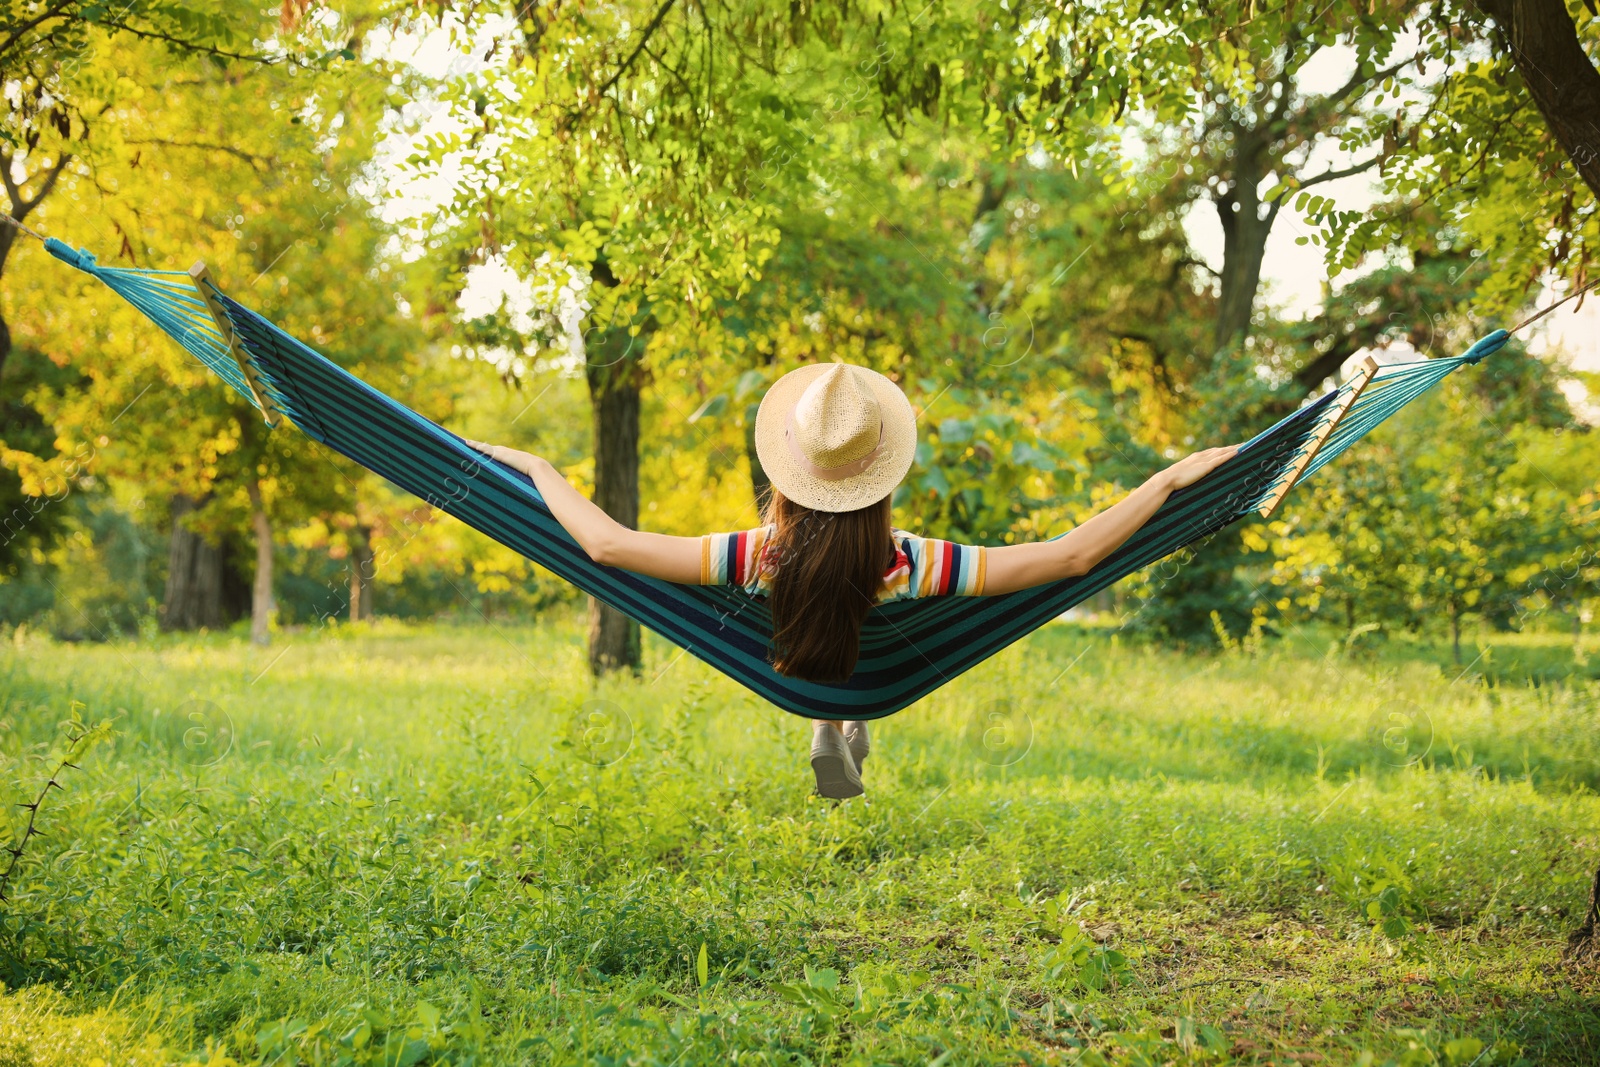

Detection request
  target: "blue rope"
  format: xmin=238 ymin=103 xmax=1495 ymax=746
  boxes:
xmin=1239 ymin=329 xmax=1513 ymax=497
xmin=1459 ymin=328 xmax=1511 ymax=363
xmin=1299 ymin=354 xmax=1466 ymax=481
xmin=41 ymin=237 xmax=296 ymax=418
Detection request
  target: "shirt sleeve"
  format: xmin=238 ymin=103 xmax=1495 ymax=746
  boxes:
xmin=699 ymin=525 xmax=777 ymax=593
xmin=884 ymin=531 xmax=987 ymax=600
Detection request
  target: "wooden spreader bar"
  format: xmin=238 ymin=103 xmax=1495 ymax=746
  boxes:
xmin=1256 ymin=354 xmax=1379 ymax=519
xmin=189 ymin=261 xmax=281 ymax=428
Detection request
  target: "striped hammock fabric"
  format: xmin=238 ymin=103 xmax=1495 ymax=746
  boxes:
xmin=40 ymin=238 xmax=1510 ymax=720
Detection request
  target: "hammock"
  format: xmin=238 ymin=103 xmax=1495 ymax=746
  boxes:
xmin=39 ymin=237 xmax=1513 ymax=721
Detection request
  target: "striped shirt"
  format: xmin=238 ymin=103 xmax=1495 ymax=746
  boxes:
xmin=700 ymin=525 xmax=986 ymax=602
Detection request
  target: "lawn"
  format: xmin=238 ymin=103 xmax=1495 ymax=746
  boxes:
xmin=0 ymin=617 xmax=1596 ymax=1065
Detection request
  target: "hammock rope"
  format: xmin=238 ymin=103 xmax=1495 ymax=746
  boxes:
xmin=22 ymin=232 xmax=1557 ymax=720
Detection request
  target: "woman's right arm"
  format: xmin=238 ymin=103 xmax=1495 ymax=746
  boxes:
xmin=464 ymin=441 xmax=704 ymax=584
xmin=981 ymin=445 xmax=1239 ymax=596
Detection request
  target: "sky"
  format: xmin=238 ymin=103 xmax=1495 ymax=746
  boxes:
xmin=1185 ymin=181 xmax=1600 ymax=377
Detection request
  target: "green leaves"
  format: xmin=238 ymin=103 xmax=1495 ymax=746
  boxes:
xmin=1040 ymin=922 xmax=1129 ymax=992
xmin=0 ymin=624 xmax=1591 ymax=1062
xmin=896 ymin=390 xmax=1081 ymax=545
xmin=1280 ymin=337 xmax=1592 ymax=651
xmin=773 ymin=964 xmax=850 ymax=1029
xmin=1329 ymin=844 xmax=1424 ymax=946
xmin=1011 ymin=891 xmax=1131 ymax=993
xmin=1359 ymin=1028 xmax=1526 ymax=1067
xmin=774 ymin=963 xmax=967 ymax=1038
xmin=0 ymin=700 xmax=112 ymax=906
xmin=253 ymin=998 xmax=486 ymax=1067
xmin=1003 ymin=1 xmax=1597 ymax=311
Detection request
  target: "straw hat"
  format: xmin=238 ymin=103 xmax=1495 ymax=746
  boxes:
xmin=753 ymin=362 xmax=917 ymax=512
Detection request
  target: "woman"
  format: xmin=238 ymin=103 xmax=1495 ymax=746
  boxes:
xmin=469 ymin=363 xmax=1236 ymax=799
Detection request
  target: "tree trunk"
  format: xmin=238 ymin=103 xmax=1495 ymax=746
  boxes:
xmin=1483 ymin=3 xmax=1600 ymax=951
xmin=744 ymin=411 xmax=771 ymax=514
xmin=1448 ymin=597 xmax=1462 ymax=665
xmin=1474 ymin=0 xmax=1600 ymax=202
xmin=1568 ymin=866 xmax=1600 ymax=964
xmin=349 ymin=523 xmax=376 ymax=623
xmin=1212 ymin=134 xmax=1279 ymax=351
xmin=245 ymin=479 xmax=274 ymax=646
xmin=584 ymin=327 xmax=644 ymax=676
xmin=162 ymin=494 xmax=229 ymax=631
xmin=1 ymin=152 xmax=70 ymax=396
xmin=0 ymin=234 xmax=13 ymax=397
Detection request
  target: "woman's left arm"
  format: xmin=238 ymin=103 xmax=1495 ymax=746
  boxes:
xmin=981 ymin=445 xmax=1239 ymax=595
xmin=465 ymin=441 xmax=703 ymax=584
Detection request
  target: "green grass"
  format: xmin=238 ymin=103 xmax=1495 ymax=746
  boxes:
xmin=0 ymin=618 xmax=1596 ymax=1065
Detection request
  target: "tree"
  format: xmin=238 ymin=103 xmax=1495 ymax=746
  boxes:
xmin=1272 ymin=325 xmax=1583 ymax=662
xmin=1318 ymin=1 xmax=1599 ymax=313
xmin=0 ymin=0 xmax=319 ymax=392
xmin=2 ymin=5 xmax=428 ymax=641
xmin=0 ymin=345 xmax=82 ymax=577
xmin=1 ymin=2 xmax=308 ymax=605
xmin=409 ymin=0 xmax=1263 ymax=647
xmin=1189 ymin=37 xmax=1420 ymax=355
xmin=978 ymin=2 xmax=1598 ymax=322
xmin=401 ymin=1 xmax=894 ymax=672
xmin=583 ymin=268 xmax=649 ymax=674
xmin=1467 ymin=0 xmax=1600 ymax=221
xmin=926 ymin=1 xmax=1595 ymax=638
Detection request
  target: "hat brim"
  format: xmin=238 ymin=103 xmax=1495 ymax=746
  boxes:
xmin=753 ymin=363 xmax=918 ymax=513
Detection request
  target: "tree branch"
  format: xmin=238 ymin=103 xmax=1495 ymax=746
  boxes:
xmin=125 ymin=139 xmax=272 ymax=168
xmin=0 ymin=152 xmax=20 ymax=215
xmin=1471 ymin=0 xmax=1600 ymax=202
xmin=1319 ymin=55 xmax=1415 ymax=115
xmin=641 ymin=43 xmax=695 ymax=97
xmin=594 ymin=0 xmax=679 ymax=103
xmin=1293 ymin=337 xmax=1362 ymax=391
xmin=0 ymin=1 xmax=72 ymax=64
xmin=1176 ymin=255 xmax=1221 ymax=280
xmin=0 ymin=151 xmax=72 ymax=219
xmin=1294 ymin=153 xmax=1382 ymax=191
xmin=19 ymin=153 xmax=71 ymax=217
xmin=1267 ymin=31 xmax=1306 ymax=127
xmin=96 ymin=17 xmax=283 ymax=65
xmin=1361 ymin=102 xmax=1527 ymax=228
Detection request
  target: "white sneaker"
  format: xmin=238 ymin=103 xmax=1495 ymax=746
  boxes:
xmin=843 ymin=721 xmax=870 ymax=768
xmin=810 ymin=724 xmax=863 ymax=799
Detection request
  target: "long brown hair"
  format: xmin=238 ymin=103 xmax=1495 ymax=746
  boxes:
xmin=762 ymin=487 xmax=894 ymax=683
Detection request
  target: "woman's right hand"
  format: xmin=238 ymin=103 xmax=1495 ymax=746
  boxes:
xmin=1161 ymin=445 xmax=1240 ymax=490
xmin=463 ymin=438 xmax=514 ymax=461
xmin=464 ymin=439 xmax=547 ymax=477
